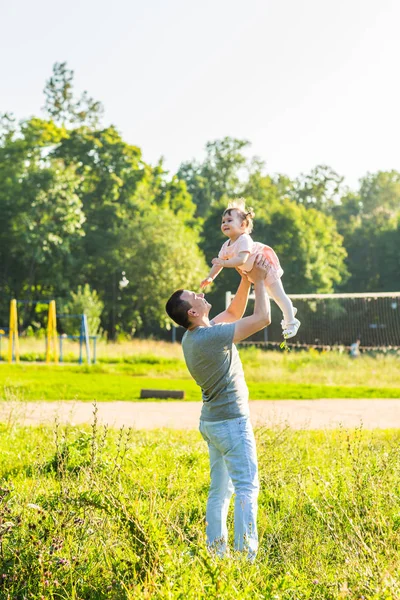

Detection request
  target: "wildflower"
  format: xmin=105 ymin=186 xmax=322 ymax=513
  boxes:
xmin=280 ymin=339 xmax=290 ymax=352
xmin=49 ymin=537 xmax=64 ymax=553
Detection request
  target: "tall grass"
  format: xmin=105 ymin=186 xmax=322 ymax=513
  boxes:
xmin=241 ymin=346 xmax=400 ymax=387
xmin=0 ymin=338 xmax=400 ymax=387
xmin=1 ymin=339 xmax=400 ymax=388
xmin=0 ymin=337 xmax=184 ymax=363
xmin=1 ymin=339 xmax=399 ymax=402
xmin=1 ymin=343 xmax=400 ymax=404
xmin=0 ymin=409 xmax=400 ymax=598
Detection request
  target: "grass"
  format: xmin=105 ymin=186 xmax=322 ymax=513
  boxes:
xmin=0 ymin=337 xmax=184 ymax=363
xmin=0 ymin=363 xmax=400 ymax=401
xmin=0 ymin=414 xmax=400 ymax=598
xmin=1 ymin=343 xmax=400 ymax=400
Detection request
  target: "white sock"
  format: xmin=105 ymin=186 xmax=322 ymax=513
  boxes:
xmin=266 ymin=279 xmax=295 ymax=325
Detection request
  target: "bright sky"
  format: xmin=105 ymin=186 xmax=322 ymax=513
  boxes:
xmin=1 ymin=0 xmax=400 ymax=190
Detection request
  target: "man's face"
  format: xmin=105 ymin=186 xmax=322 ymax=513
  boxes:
xmin=181 ymin=290 xmax=211 ymax=320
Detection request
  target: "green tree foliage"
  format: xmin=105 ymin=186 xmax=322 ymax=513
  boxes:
xmin=177 ymin=137 xmax=251 ymax=218
xmin=242 ymin=171 xmax=288 ymax=210
xmin=290 ymin=165 xmax=344 ymax=213
xmin=113 ymin=210 xmax=207 ymax=335
xmin=51 ymin=125 xmax=197 ymax=337
xmin=141 ymin=164 xmax=196 ymax=225
xmin=0 ymin=63 xmax=200 ymax=337
xmin=334 ymin=171 xmax=400 ymax=291
xmin=0 ymin=62 xmax=397 ymax=339
xmin=63 ymin=284 xmax=104 ymax=336
xmin=43 ymin=62 xmax=104 ymax=127
xmin=359 ymin=170 xmax=400 ymax=213
xmin=0 ymin=116 xmax=84 ymax=324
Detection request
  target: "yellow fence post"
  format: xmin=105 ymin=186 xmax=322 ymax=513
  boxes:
xmin=8 ymin=299 xmax=19 ymax=364
xmin=46 ymin=303 xmax=51 ymax=363
xmin=52 ymin=300 xmax=59 ymax=364
xmin=46 ymin=300 xmax=58 ymax=364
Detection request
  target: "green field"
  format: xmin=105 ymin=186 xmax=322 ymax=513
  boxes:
xmin=1 ymin=341 xmax=400 ymax=598
xmin=0 ymin=421 xmax=399 ymax=598
xmin=0 ymin=341 xmax=399 ymax=400
xmin=1 ymin=363 xmax=400 ymax=401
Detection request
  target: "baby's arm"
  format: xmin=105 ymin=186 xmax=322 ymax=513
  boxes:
xmin=211 ymin=251 xmax=250 ymax=269
xmin=200 ymin=264 xmax=223 ymax=289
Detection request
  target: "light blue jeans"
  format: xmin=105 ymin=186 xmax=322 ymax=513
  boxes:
xmin=199 ymin=416 xmax=259 ymax=561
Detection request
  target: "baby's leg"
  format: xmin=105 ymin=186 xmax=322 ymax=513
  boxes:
xmin=266 ymin=279 xmax=295 ymax=324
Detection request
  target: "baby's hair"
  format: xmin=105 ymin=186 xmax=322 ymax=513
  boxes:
xmin=223 ymin=198 xmax=255 ymax=234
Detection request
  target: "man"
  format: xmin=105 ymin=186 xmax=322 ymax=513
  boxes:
xmin=350 ymin=338 xmax=361 ymax=358
xmin=165 ymin=255 xmax=271 ymax=561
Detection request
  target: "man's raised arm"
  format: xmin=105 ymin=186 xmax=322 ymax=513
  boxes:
xmin=212 ymin=273 xmax=252 ymax=325
xmin=232 ymin=256 xmax=271 ymax=343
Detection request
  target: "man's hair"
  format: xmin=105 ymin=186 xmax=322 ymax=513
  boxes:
xmin=165 ymin=289 xmax=192 ymax=329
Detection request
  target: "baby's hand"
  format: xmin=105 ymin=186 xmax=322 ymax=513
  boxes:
xmin=200 ymin=277 xmax=213 ymax=289
xmin=211 ymin=258 xmax=224 ymax=267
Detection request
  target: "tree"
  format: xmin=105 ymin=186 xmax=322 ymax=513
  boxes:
xmin=334 ymin=171 xmax=400 ymax=292
xmin=43 ymin=62 xmax=104 ymax=127
xmin=359 ymin=170 xmax=400 ymax=214
xmin=63 ymin=284 xmax=104 ymax=336
xmin=0 ymin=115 xmax=85 ymax=327
xmin=141 ymin=163 xmax=196 ymax=225
xmin=242 ymin=171 xmax=287 ymax=211
xmin=177 ymin=137 xmax=251 ymax=218
xmin=52 ymin=124 xmax=199 ymax=337
xmin=114 ymin=209 xmax=207 ymax=335
xmin=0 ymin=63 xmax=204 ymax=337
xmin=290 ymin=165 xmax=345 ymax=213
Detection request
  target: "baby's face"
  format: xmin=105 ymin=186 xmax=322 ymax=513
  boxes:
xmin=221 ymin=210 xmax=245 ymax=238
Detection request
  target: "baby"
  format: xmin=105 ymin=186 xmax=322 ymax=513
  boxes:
xmin=200 ymin=199 xmax=301 ymax=339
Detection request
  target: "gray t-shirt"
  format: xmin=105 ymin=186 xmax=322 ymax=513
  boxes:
xmin=181 ymin=321 xmax=249 ymax=422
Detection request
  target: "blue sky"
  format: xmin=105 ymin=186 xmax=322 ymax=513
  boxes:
xmin=1 ymin=0 xmax=399 ymax=189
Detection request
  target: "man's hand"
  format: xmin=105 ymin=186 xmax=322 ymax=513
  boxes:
xmin=235 ymin=268 xmax=249 ymax=280
xmin=232 ymin=254 xmax=271 ymax=343
xmin=248 ymin=253 xmax=270 ymax=282
xmin=211 ymin=257 xmax=224 ymax=267
xmin=200 ymin=277 xmax=213 ymax=289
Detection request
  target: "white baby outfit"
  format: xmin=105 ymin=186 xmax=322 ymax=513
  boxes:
xmin=218 ymin=233 xmax=284 ymax=286
xmin=218 ymin=233 xmax=300 ymax=338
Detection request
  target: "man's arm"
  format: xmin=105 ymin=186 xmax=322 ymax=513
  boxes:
xmin=232 ymin=278 xmax=271 ymax=343
xmin=213 ymin=253 xmax=270 ymax=342
xmin=212 ymin=274 xmax=252 ymax=324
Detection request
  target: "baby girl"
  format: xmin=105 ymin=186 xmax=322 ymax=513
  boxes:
xmin=200 ymin=199 xmax=301 ymax=339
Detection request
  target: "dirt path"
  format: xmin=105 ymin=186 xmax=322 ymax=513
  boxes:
xmin=1 ymin=399 xmax=400 ymax=429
